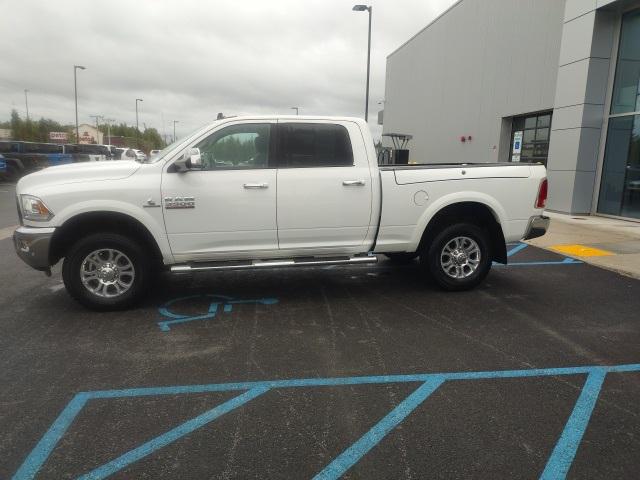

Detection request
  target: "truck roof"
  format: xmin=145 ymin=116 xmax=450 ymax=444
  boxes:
xmin=211 ymin=115 xmax=367 ymax=124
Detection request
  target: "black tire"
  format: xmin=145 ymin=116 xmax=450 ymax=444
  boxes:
xmin=420 ymin=223 xmax=492 ymax=291
xmin=6 ymin=164 xmax=19 ymax=182
xmin=384 ymin=252 xmax=419 ymax=264
xmin=62 ymin=233 xmax=151 ymax=311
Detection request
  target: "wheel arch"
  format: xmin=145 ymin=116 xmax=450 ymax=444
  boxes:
xmin=417 ymin=201 xmax=507 ymax=264
xmin=49 ymin=211 xmax=165 ymax=266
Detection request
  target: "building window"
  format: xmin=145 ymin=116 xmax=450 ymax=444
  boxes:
xmin=611 ymin=10 xmax=640 ymax=115
xmin=598 ymin=10 xmax=640 ymax=220
xmin=509 ymin=112 xmax=552 ymax=165
xmin=598 ymin=116 xmax=640 ymax=219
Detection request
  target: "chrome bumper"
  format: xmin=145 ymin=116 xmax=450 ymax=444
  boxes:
xmin=13 ymin=226 xmax=55 ymax=271
xmin=523 ymin=215 xmax=549 ymax=240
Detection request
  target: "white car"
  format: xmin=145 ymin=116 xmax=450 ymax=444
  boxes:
xmin=13 ymin=115 xmax=548 ymax=310
xmin=115 ymin=148 xmax=146 ymax=162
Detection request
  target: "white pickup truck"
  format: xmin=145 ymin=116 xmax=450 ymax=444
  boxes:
xmin=13 ymin=116 xmax=549 ymax=310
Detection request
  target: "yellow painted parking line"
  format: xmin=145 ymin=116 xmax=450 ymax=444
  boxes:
xmin=550 ymin=244 xmax=614 ymax=257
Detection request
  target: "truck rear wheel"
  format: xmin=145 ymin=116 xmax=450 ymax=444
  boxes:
xmin=421 ymin=223 xmax=492 ymax=291
xmin=62 ymin=233 xmax=151 ymax=310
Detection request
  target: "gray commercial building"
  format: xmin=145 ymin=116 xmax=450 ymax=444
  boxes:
xmin=382 ymin=0 xmax=640 ymax=220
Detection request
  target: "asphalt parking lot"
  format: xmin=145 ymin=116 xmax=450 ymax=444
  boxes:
xmin=1 ymin=196 xmax=640 ymax=479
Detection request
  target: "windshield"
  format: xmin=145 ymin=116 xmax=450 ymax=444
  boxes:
xmin=145 ymin=124 xmax=213 ymax=163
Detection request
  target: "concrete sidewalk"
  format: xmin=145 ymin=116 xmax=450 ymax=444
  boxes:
xmin=527 ymin=212 xmax=640 ymax=279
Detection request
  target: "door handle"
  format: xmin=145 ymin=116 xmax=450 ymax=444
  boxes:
xmin=343 ymin=180 xmax=366 ymax=186
xmin=243 ymin=183 xmax=269 ymax=189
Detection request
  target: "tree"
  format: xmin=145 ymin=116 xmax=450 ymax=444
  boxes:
xmin=6 ymin=109 xmax=74 ymax=142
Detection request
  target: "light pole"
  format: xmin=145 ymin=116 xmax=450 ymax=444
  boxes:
xmin=24 ymin=89 xmax=29 ymax=121
xmin=173 ymin=120 xmax=179 ymax=142
xmin=135 ymin=98 xmax=143 ymax=147
xmin=352 ymin=5 xmax=372 ymax=122
xmin=104 ymin=118 xmax=115 ymax=145
xmin=74 ymin=65 xmax=86 ymax=143
xmin=290 ymin=107 xmax=299 ymax=115
xmin=90 ymin=115 xmax=103 ymax=144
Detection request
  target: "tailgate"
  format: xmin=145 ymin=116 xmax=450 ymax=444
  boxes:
xmin=393 ymin=165 xmax=531 ymax=185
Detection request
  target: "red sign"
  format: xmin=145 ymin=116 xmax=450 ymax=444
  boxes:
xmin=49 ymin=131 xmax=68 ymax=141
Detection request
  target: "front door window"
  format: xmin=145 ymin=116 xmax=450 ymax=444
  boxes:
xmin=195 ymin=123 xmax=271 ymax=170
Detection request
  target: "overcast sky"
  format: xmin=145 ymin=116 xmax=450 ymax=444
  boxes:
xmin=1 ymin=0 xmax=455 ymax=141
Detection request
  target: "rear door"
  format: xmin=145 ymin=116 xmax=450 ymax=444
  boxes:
xmin=275 ymin=121 xmax=373 ymax=252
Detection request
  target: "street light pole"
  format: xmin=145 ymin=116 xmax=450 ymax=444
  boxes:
xmin=290 ymin=107 xmax=299 ymax=115
xmin=104 ymin=118 xmax=115 ymax=145
xmin=24 ymin=89 xmax=29 ymax=121
xmin=74 ymin=65 xmax=86 ymax=143
xmin=173 ymin=120 xmax=179 ymax=142
xmin=352 ymin=5 xmax=372 ymax=123
xmin=135 ymin=98 xmax=143 ymax=147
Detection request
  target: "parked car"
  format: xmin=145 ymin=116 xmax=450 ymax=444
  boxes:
xmin=115 ymin=148 xmax=146 ymax=161
xmin=0 ymin=141 xmax=73 ymax=180
xmin=13 ymin=116 xmax=548 ymax=310
xmin=131 ymin=149 xmax=147 ymax=161
xmin=63 ymin=144 xmax=110 ymax=162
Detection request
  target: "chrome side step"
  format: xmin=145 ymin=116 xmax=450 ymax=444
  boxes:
xmin=170 ymin=255 xmax=378 ymax=273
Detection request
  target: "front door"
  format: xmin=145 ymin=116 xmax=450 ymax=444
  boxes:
xmin=275 ymin=121 xmax=373 ymax=252
xmin=162 ymin=121 xmax=278 ymax=261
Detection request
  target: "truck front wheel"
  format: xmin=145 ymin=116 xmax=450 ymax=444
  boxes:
xmin=421 ymin=223 xmax=492 ymax=291
xmin=62 ymin=233 xmax=151 ymax=310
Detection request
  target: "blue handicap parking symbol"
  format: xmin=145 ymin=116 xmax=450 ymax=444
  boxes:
xmin=156 ymin=294 xmax=278 ymax=332
xmin=12 ymin=362 xmax=640 ymax=480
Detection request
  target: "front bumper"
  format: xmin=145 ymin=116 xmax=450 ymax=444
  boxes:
xmin=13 ymin=226 xmax=55 ymax=271
xmin=522 ymin=215 xmax=549 ymax=240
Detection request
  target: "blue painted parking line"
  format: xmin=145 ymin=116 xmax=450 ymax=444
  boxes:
xmin=313 ymin=376 xmax=445 ymax=480
xmin=13 ymin=363 xmax=640 ymax=480
xmin=495 ymin=243 xmax=584 ymax=267
xmin=156 ymin=294 xmax=278 ymax=331
xmin=77 ymin=386 xmax=270 ymax=480
xmin=507 ymin=243 xmax=529 ymax=257
xmin=539 ymin=369 xmax=607 ymax=480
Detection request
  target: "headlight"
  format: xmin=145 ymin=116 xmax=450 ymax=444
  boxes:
xmin=20 ymin=195 xmax=54 ymax=221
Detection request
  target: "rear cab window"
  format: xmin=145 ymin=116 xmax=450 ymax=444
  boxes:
xmin=276 ymin=123 xmax=354 ymax=168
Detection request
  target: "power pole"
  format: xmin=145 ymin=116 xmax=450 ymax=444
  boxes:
xmin=74 ymin=65 xmax=86 ymax=143
xmin=89 ymin=115 xmax=103 ymax=144
xmin=24 ymin=89 xmax=29 ymax=121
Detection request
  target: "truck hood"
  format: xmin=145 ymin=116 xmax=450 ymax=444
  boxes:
xmin=17 ymin=161 xmax=141 ymax=193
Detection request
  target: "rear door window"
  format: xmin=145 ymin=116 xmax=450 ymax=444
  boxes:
xmin=277 ymin=123 xmax=354 ymax=168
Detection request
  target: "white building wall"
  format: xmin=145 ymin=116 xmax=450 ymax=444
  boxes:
xmin=383 ymin=0 xmax=566 ymax=164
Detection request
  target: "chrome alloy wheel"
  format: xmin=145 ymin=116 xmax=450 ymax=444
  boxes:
xmin=440 ymin=236 xmax=481 ymax=279
xmin=80 ymin=249 xmax=135 ymax=298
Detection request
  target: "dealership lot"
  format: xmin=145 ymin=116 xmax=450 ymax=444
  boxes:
xmin=1 ymin=216 xmax=640 ymax=478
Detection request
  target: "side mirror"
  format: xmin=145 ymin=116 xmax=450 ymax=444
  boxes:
xmin=187 ymin=148 xmax=202 ymax=169
xmin=174 ymin=148 xmax=203 ymax=172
